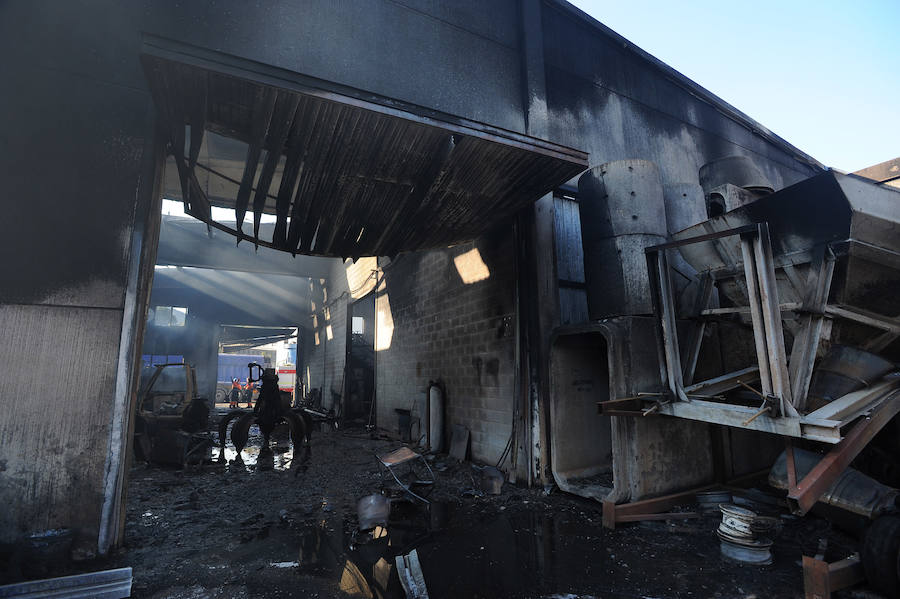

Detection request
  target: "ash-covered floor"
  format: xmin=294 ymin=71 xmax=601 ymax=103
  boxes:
xmin=93 ymin=415 xmax=875 ymax=599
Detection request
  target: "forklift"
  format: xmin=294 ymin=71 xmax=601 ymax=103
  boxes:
xmin=133 ymin=362 xmax=211 ymax=466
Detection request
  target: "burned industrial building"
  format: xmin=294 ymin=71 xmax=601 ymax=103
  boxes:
xmin=1 ymin=1 xmax=898 ymax=598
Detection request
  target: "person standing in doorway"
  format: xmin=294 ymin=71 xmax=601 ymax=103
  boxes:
xmin=229 ymin=377 xmax=241 ymax=409
xmin=244 ymin=378 xmax=255 ymax=409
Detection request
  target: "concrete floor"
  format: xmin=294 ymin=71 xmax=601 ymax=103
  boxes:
xmin=1 ymin=416 xmax=878 ymax=598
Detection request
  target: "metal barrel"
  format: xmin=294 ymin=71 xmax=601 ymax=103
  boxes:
xmin=578 ymin=159 xmax=667 ymax=318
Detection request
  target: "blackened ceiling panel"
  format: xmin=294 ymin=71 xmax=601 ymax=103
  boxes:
xmin=142 ymin=49 xmax=588 ymax=258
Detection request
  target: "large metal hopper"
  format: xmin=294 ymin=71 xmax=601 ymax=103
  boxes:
xmin=674 ymin=171 xmax=900 ymax=353
xmin=600 ymin=170 xmax=900 ymax=518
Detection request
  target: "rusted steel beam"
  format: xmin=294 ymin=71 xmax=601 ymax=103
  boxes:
xmin=788 ymin=391 xmax=900 ymax=514
xmin=602 ymin=484 xmax=717 ymax=530
xmin=684 ymin=366 xmax=760 ymax=397
xmin=802 ymin=554 xmax=864 ymax=599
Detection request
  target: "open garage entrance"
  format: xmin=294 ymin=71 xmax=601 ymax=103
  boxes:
xmin=108 ymin=37 xmax=587 ymax=558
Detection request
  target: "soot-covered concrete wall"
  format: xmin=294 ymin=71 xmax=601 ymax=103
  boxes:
xmin=0 ymin=0 xmax=534 ymax=551
xmin=374 ymin=231 xmax=517 ymax=465
xmin=541 ymin=2 xmax=820 ymax=192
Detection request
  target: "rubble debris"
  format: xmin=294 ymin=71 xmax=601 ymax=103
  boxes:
xmin=717 ymin=504 xmax=773 ymax=565
xmin=696 ymin=490 xmax=732 ymax=512
xmin=448 ymin=425 xmax=469 ymax=462
xmin=396 ymin=549 xmax=429 ymax=599
xmin=0 ymin=567 xmax=132 ymax=599
xmin=861 ymin=515 xmax=900 ymax=597
xmin=481 ymin=466 xmax=504 ymax=495
xmin=376 ymin=446 xmax=435 ymax=504
xmin=357 ymin=494 xmax=391 ymax=531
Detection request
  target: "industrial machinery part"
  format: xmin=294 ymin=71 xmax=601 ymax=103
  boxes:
xmin=718 ymin=503 xmax=756 ymax=538
xmin=861 ymin=515 xmax=900 ymax=597
xmin=218 ymin=363 xmax=309 ymax=459
xmin=133 ymin=362 xmax=211 ymax=466
xmin=426 ymin=380 xmax=444 ymax=453
xmin=770 ymin=447 xmax=899 ymax=519
xmin=698 ymin=155 xmax=774 ymax=196
xmin=802 ymin=553 xmax=865 ymax=599
xmin=578 ymin=159 xmax=667 ymax=319
xmin=807 ymin=345 xmax=894 ymax=410
xmin=717 ymin=531 xmax=773 ymax=566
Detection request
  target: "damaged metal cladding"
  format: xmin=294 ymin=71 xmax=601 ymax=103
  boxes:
xmin=578 ymin=159 xmax=668 ymax=319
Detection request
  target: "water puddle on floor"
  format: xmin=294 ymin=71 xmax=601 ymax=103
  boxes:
xmin=211 ymin=428 xmax=310 ymax=472
xmin=267 ymin=502 xmax=623 ymax=599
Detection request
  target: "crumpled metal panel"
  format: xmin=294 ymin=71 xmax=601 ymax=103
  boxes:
xmin=141 ymin=53 xmax=588 ymax=258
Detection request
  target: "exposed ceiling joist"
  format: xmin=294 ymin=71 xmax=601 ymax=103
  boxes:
xmin=142 ymin=39 xmax=588 ymax=258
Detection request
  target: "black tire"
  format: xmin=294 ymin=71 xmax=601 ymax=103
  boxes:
xmin=863 ymin=514 xmax=900 ymax=598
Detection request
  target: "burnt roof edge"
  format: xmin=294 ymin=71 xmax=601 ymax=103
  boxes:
xmin=544 ymin=0 xmax=826 ymax=172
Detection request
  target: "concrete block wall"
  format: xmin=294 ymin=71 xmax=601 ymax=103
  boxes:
xmin=375 ymin=231 xmax=517 ymax=465
xmin=300 ymin=261 xmax=355 ymax=411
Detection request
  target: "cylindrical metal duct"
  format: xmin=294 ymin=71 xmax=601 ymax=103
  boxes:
xmin=807 ymin=345 xmax=895 ymax=410
xmin=699 ymin=155 xmax=774 ymax=195
xmin=663 ymin=182 xmax=707 ymax=235
xmin=578 ymin=159 xmax=667 ymax=319
xmin=770 ymin=448 xmax=899 ymax=519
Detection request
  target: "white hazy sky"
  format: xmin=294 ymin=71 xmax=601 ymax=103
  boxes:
xmin=567 ymin=0 xmax=899 ymax=172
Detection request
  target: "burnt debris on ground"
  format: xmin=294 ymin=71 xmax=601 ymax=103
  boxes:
xmin=67 ymin=415 xmax=869 ymax=599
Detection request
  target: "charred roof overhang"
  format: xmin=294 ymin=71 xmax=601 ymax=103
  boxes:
xmin=141 ymin=38 xmax=588 ymax=259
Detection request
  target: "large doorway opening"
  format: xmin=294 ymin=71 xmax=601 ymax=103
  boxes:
xmin=215 ymin=324 xmax=299 ymax=408
xmin=344 ymin=293 xmax=376 ymax=424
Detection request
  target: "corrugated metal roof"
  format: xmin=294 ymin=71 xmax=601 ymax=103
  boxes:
xmin=141 ymin=51 xmax=588 ymax=258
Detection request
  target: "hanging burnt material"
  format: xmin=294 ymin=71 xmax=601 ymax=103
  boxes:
xmin=140 ymin=43 xmax=588 ymax=258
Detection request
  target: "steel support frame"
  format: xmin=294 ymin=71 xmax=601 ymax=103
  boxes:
xmin=785 ymin=390 xmax=900 ymax=514
xmin=645 ymin=223 xmax=800 ymax=417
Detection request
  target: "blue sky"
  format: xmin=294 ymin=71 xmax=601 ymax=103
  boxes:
xmin=567 ymin=0 xmax=899 ymax=172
